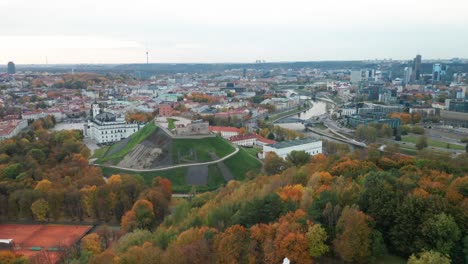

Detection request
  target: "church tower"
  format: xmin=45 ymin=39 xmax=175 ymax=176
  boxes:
xmin=92 ymin=104 xmax=100 ymax=118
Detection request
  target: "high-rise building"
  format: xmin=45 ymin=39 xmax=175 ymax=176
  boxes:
xmin=432 ymin=63 xmax=448 ymax=83
xmin=403 ymin=66 xmax=412 ymax=85
xmin=350 ymin=69 xmax=375 ymax=84
xmin=411 ymin=54 xmax=422 ymax=81
xmin=7 ymin=61 xmax=15 ymax=74
xmin=432 ymin=63 xmax=441 ymax=83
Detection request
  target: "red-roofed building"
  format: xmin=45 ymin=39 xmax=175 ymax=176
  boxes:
xmin=159 ymin=104 xmax=174 ymax=117
xmin=0 ymin=120 xmax=28 ymax=140
xmin=253 ymin=133 xmax=277 ymax=145
xmin=229 ymin=134 xmax=257 ymax=147
xmin=228 ymin=133 xmax=277 ymax=147
xmin=209 ymin=126 xmax=241 ymax=139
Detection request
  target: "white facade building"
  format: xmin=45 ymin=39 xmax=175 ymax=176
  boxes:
xmin=229 ymin=134 xmax=257 ymax=147
xmin=209 ymin=126 xmax=241 ymax=139
xmin=84 ymin=104 xmax=140 ymax=144
xmin=262 ymin=138 xmax=322 ymax=159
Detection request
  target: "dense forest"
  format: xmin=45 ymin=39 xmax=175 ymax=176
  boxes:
xmin=0 ymin=118 xmax=467 ymax=263
xmin=0 ymin=117 xmax=171 ymax=225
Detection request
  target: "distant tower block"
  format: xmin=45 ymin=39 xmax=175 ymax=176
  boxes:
xmin=146 ymin=50 xmax=149 ymax=64
xmin=7 ymin=61 xmax=15 ymax=74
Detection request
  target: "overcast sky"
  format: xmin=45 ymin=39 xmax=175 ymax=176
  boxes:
xmin=2 ymin=0 xmax=468 ymax=64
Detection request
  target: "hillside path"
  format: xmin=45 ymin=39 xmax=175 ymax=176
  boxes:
xmin=93 ymin=145 xmax=239 ymax=172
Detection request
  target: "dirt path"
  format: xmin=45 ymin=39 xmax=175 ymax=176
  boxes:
xmin=93 ymin=145 xmax=239 ymax=172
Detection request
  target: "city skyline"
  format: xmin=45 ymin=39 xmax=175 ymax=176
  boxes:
xmin=2 ymin=0 xmax=468 ymax=64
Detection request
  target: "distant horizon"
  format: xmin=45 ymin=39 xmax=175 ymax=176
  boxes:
xmin=3 ymin=57 xmax=467 ymax=67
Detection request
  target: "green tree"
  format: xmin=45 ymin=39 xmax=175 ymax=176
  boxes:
xmin=416 ymin=136 xmax=428 ymax=150
xmin=306 ymin=224 xmax=329 ymax=257
xmin=355 ymin=125 xmax=377 ymax=143
xmin=379 ymin=124 xmax=393 ymax=138
xmin=408 ymin=250 xmax=451 ymax=264
xmin=421 ymin=213 xmax=461 ymax=255
xmin=286 ymin=150 xmax=310 ymax=167
xmin=412 ymin=126 xmax=425 ymax=135
xmin=264 ymin=152 xmax=288 ymax=175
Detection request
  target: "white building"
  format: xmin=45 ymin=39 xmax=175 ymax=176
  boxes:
xmin=262 ymin=138 xmax=322 ymax=159
xmin=229 ymin=134 xmax=257 ymax=147
xmin=340 ymin=108 xmax=357 ymax=117
xmin=84 ymin=104 xmax=141 ymax=144
xmin=350 ymin=69 xmax=375 ymax=84
xmin=209 ymin=126 xmax=241 ymax=139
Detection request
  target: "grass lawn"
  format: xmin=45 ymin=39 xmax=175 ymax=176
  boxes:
xmin=167 ymin=118 xmax=177 ymax=130
xmin=172 ymin=136 xmax=235 ymax=164
xmin=91 ymin=146 xmax=110 ymax=159
xmin=312 ymin=123 xmax=328 ymax=130
xmin=402 ymin=135 xmax=465 ymax=150
xmin=242 ymin=147 xmax=261 ymax=158
xmin=224 ymin=148 xmax=262 ymax=181
xmin=96 ymin=122 xmax=157 ymax=164
xmin=100 ymin=165 xmax=227 ymax=193
xmin=207 ymin=164 xmax=226 ymax=189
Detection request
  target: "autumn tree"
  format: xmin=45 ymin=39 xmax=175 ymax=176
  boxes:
xmin=264 ymin=152 xmax=288 ymax=175
xmin=34 ymin=179 xmax=52 ymax=192
xmin=390 ymin=112 xmax=411 ymax=124
xmin=81 ymin=233 xmax=102 ymax=255
xmin=306 ymin=224 xmax=329 ymax=257
xmin=0 ymin=251 xmax=26 ymax=264
xmin=249 ymin=224 xmax=278 ymax=263
xmin=407 ymin=250 xmax=451 ymax=264
xmin=121 ymin=199 xmax=156 ymax=232
xmin=333 ymin=206 xmax=373 ymax=262
xmin=31 ymin=198 xmax=49 ymax=221
xmin=214 ymin=225 xmax=249 ymax=264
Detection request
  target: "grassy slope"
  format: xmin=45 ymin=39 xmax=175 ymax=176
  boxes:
xmin=100 ymin=146 xmax=262 ymax=193
xmin=101 ymin=165 xmax=228 ymax=193
xmin=224 ymin=148 xmax=262 ymax=181
xmin=91 ymin=146 xmax=110 ymax=159
xmin=167 ymin=118 xmax=177 ymax=130
xmin=402 ymin=135 xmax=465 ymax=150
xmin=172 ymin=136 xmax=235 ymax=163
xmin=96 ymin=122 xmax=157 ymax=164
xmin=97 ymin=130 xmax=260 ymax=192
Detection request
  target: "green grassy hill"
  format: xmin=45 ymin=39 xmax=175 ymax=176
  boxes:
xmin=93 ymin=123 xmax=261 ymax=192
xmin=99 ymin=146 xmax=262 ymax=193
xmin=92 ymin=121 xmax=157 ymax=164
xmin=171 ymin=137 xmax=235 ymax=164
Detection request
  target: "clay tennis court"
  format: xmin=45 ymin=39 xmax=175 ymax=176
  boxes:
xmin=0 ymin=224 xmax=92 ymax=263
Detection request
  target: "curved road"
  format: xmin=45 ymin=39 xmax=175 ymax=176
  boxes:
xmin=93 ymin=145 xmax=240 ymax=172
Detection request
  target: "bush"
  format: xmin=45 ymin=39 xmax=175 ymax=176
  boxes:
xmin=411 ymin=126 xmax=425 ymax=135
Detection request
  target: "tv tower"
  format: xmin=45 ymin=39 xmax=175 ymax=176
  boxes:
xmin=146 ymin=47 xmax=149 ymax=64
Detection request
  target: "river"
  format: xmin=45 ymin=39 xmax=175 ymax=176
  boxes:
xmin=276 ymin=101 xmax=327 ymax=130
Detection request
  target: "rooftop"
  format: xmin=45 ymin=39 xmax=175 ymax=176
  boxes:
xmin=209 ymin=126 xmax=241 ymax=133
xmin=267 ymin=137 xmax=320 ymax=149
